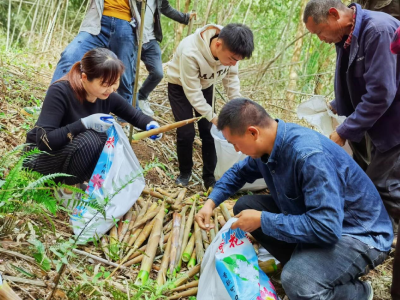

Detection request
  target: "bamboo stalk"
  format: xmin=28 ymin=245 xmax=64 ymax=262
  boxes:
xmin=175 ymin=206 xmax=188 ymax=267
xmin=220 ymin=203 xmax=232 ymax=222
xmin=0 ymin=274 xmax=22 ymax=300
xmin=136 ymin=197 xmax=146 ymax=209
xmin=124 ymin=202 xmax=156 ymax=251
xmin=135 ymin=202 xmax=166 ymax=285
xmin=129 ymin=207 xmax=160 ymax=230
xmin=194 ymin=222 xmax=204 ymax=264
xmin=128 ymin=0 xmax=147 ymax=143
xmin=213 ymin=211 xmax=219 ymax=234
xmin=126 ymin=231 xmax=171 ymax=262
xmin=182 ymin=234 xmax=195 ymax=262
xmin=157 ymin=233 xmax=173 ymax=286
xmin=180 ymin=202 xmax=196 ymax=260
xmin=156 ymin=188 xmax=173 ymax=198
xmin=163 ymin=219 xmax=173 ymax=233
xmin=101 ymin=235 xmax=110 ymax=261
xmin=122 ymin=202 xmax=148 ymax=246
xmin=168 ymin=288 xmax=198 ymax=299
xmin=168 ymin=213 xmax=182 ymax=276
xmin=218 ymin=215 xmax=226 ymax=227
xmin=109 ymin=226 xmax=119 ymax=259
xmin=201 ymin=228 xmax=210 ymax=249
xmin=132 ymin=118 xmax=200 ymax=141
xmin=169 ymin=264 xmax=200 ymax=289
xmin=121 ymin=203 xmax=158 ymax=262
xmin=120 ymin=210 xmax=137 ymax=243
xmin=168 ymin=280 xmax=198 ymax=293
xmin=175 ymin=188 xmax=187 ymax=206
xmin=187 ymin=249 xmax=196 ymax=268
xmin=142 ymin=188 xmax=174 ymax=204
xmin=209 ymin=218 xmax=216 ymax=242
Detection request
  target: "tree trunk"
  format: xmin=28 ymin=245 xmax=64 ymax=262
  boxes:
xmin=285 ymin=0 xmax=307 ymax=113
xmin=174 ymin=0 xmax=191 ymax=51
xmin=203 ymin=0 xmax=214 ymax=25
xmin=243 ymin=0 xmax=253 ymax=24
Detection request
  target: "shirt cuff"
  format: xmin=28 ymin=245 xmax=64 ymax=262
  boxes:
xmin=209 ymin=189 xmax=226 ymax=207
xmin=261 ymin=211 xmax=279 ymax=237
xmin=204 ymin=109 xmax=217 ymax=122
xmin=335 ymin=122 xmax=364 ymax=143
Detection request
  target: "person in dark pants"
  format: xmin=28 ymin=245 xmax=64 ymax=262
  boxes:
xmin=136 ymin=0 xmax=196 ymax=116
xmin=388 ymin=25 xmax=400 ymax=300
xmin=167 ymin=23 xmax=254 ymax=189
xmin=24 ymin=48 xmax=161 ymax=192
xmin=195 ymin=99 xmax=393 ymax=300
xmin=356 ymin=0 xmax=400 ymax=20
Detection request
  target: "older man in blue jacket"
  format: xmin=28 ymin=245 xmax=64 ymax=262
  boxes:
xmin=196 ymin=98 xmax=393 ymax=300
xmin=304 ymin=0 xmax=400 ymax=231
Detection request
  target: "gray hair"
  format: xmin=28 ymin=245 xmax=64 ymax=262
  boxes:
xmin=303 ymin=0 xmax=347 ymax=24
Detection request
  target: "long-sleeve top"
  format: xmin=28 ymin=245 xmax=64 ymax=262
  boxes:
xmin=26 ymin=80 xmax=152 ymax=151
xmin=331 ymin=3 xmax=400 ymax=153
xmin=209 ymin=119 xmax=393 ymax=252
xmin=167 ymin=24 xmax=241 ymax=121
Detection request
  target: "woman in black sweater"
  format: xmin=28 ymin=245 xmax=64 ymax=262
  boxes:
xmin=25 ymin=48 xmax=160 ymax=185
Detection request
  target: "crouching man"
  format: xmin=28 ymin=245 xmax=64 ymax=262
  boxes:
xmin=195 ymin=98 xmax=393 ymax=300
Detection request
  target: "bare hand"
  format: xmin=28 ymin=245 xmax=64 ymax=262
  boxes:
xmin=329 ymin=130 xmax=346 ymax=147
xmin=211 ymin=116 xmax=218 ymax=126
xmin=195 ymin=199 xmax=216 ymax=230
xmin=231 ymin=210 xmax=262 ymax=232
xmin=189 ymin=12 xmax=197 ymax=20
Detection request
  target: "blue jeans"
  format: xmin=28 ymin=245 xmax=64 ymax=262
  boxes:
xmin=234 ymin=195 xmax=388 ymax=300
xmin=51 ymin=16 xmax=138 ymax=120
xmin=138 ymin=39 xmax=163 ymax=101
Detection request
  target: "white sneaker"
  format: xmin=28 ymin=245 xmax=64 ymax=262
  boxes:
xmin=138 ymin=100 xmax=154 ymax=116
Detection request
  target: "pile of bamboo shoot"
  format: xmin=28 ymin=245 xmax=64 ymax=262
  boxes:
xmin=99 ymin=187 xmax=237 ymax=298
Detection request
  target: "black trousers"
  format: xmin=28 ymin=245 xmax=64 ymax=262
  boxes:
xmin=168 ymin=83 xmax=217 ymax=179
xmin=339 ymin=137 xmax=400 ymax=299
xmin=24 ymin=130 xmax=107 ymax=185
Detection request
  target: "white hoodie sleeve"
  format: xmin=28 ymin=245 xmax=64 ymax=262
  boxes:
xmin=222 ymin=64 xmax=242 ymax=100
xmin=180 ymin=53 xmax=216 ymax=121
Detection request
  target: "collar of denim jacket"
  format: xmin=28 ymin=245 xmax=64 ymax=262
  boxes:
xmin=262 ymin=119 xmax=286 ymax=165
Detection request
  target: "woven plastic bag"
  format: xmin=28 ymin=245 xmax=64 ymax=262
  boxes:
xmin=70 ymin=123 xmax=145 ymax=243
xmin=211 ymin=125 xmax=267 ymax=191
xmin=198 ymin=218 xmax=279 ymax=300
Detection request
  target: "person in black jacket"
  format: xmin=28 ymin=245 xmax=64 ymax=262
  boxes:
xmin=136 ymin=0 xmax=196 ymax=116
xmin=25 ymin=48 xmax=161 ymax=187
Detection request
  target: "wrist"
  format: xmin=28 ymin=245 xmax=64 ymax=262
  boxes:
xmin=206 ymin=198 xmax=216 ymax=210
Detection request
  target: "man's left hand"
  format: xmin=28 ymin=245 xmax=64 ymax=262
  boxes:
xmin=330 ymin=130 xmax=346 ymax=147
xmin=189 ymin=12 xmax=197 ymax=20
xmin=231 ymin=209 xmax=262 ymax=232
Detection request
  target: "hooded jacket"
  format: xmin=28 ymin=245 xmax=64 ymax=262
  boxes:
xmin=167 ymin=24 xmax=241 ymax=121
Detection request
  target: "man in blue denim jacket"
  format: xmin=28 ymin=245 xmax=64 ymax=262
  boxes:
xmin=196 ymin=99 xmax=393 ymax=300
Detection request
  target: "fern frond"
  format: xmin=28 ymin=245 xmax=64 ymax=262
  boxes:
xmin=22 ymin=172 xmax=72 ymax=195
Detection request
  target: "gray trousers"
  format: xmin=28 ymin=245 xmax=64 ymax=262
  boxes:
xmin=350 ymin=136 xmax=400 ymax=219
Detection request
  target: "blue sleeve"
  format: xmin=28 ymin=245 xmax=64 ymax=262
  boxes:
xmin=209 ymin=157 xmax=263 ymax=206
xmin=261 ymin=152 xmax=344 ymax=244
xmin=336 ymin=28 xmax=398 ymax=142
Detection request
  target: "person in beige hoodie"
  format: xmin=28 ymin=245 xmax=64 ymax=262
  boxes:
xmin=167 ymin=23 xmax=254 ymax=188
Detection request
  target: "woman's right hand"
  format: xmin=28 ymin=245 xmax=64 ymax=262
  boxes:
xmin=195 ymin=199 xmax=216 ymax=231
xmin=81 ymin=114 xmax=114 ymax=132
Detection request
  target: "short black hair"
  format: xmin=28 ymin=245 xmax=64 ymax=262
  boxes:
xmin=217 ymin=98 xmax=273 ymax=135
xmin=303 ymin=0 xmax=347 ymax=24
xmin=218 ymin=24 xmax=254 ymax=59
